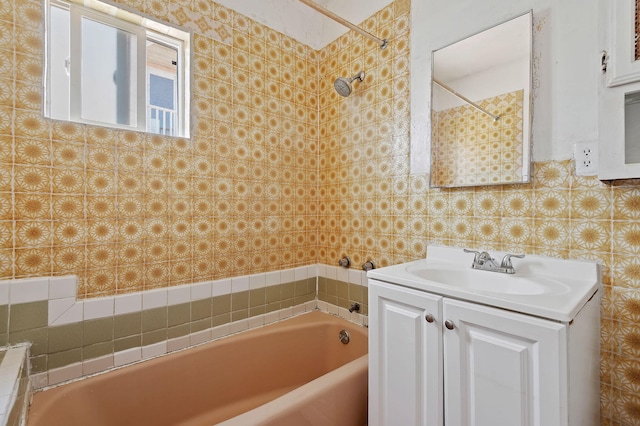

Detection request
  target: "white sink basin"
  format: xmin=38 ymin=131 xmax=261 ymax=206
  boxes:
xmin=405 ymin=265 xmax=571 ymax=296
xmin=368 ymin=245 xmax=600 ymax=322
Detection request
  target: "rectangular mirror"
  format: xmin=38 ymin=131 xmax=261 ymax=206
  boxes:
xmin=430 ymin=11 xmax=532 ymax=188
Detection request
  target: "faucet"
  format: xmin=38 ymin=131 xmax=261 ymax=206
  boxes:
xmin=349 ymin=303 xmax=360 ymax=313
xmin=463 ymin=249 xmax=525 ymax=274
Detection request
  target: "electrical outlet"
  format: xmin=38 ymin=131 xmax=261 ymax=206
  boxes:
xmin=573 ymin=142 xmax=598 ymax=176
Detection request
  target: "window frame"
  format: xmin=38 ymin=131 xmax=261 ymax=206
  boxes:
xmin=45 ymin=0 xmax=191 ymax=137
xmin=146 ymin=33 xmax=184 ymax=137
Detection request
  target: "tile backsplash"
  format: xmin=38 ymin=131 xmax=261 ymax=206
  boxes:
xmin=0 ymin=0 xmax=638 ymax=423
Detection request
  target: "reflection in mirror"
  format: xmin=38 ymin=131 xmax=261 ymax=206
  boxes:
xmin=430 ymin=12 xmax=532 ymax=188
xmin=625 ymin=91 xmax=640 ymax=163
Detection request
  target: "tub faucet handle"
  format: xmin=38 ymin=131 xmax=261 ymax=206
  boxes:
xmin=362 ymin=260 xmax=375 ymax=271
xmin=338 ymin=256 xmax=351 ymax=268
xmin=349 ymin=303 xmax=360 ymax=313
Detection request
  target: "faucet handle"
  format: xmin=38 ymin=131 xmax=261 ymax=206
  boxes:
xmin=463 ymin=248 xmax=480 ymax=258
xmin=463 ymin=248 xmax=480 ymax=264
xmin=500 ymin=253 xmax=525 ymax=268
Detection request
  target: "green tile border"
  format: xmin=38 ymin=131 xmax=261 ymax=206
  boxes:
xmin=1 ymin=276 xmax=369 ymax=373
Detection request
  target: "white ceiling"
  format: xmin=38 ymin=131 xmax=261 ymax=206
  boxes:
xmin=214 ymin=0 xmax=393 ymax=50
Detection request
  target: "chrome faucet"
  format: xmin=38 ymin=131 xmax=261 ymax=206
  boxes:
xmin=463 ymin=249 xmax=525 ymax=274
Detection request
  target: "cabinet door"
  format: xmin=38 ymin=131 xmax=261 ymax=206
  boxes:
xmin=368 ymin=279 xmax=443 ymax=426
xmin=599 ymin=0 xmax=640 ymax=179
xmin=443 ymin=298 xmax=567 ymax=426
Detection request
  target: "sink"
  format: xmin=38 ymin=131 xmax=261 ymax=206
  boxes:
xmin=367 ymin=245 xmax=601 ymax=322
xmin=405 ymin=265 xmax=571 ymax=296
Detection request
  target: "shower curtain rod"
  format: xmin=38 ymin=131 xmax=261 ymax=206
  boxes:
xmin=433 ymin=79 xmax=501 ymax=122
xmin=298 ymin=0 xmax=388 ymax=49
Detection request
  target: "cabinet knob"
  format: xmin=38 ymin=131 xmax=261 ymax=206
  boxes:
xmin=425 ymin=314 xmax=435 ymax=323
xmin=444 ymin=320 xmax=455 ymax=330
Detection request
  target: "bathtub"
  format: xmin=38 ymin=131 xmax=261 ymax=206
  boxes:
xmin=27 ymin=311 xmax=368 ymax=426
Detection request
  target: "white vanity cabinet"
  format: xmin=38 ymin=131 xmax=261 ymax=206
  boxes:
xmin=368 ymin=247 xmax=601 ymax=426
xmin=368 ymin=280 xmax=444 ymax=426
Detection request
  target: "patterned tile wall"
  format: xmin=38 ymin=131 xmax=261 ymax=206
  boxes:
xmin=317 ymin=2 xmax=640 ymax=424
xmin=0 ymin=0 xmax=638 ymax=422
xmin=432 ymin=90 xmax=524 ymax=187
xmin=0 ymin=0 xmax=318 ymax=296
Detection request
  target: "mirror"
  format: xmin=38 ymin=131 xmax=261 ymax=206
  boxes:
xmin=430 ymin=12 xmax=532 ymax=188
xmin=625 ymin=91 xmax=640 ymax=164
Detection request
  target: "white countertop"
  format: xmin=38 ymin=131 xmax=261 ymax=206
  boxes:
xmin=367 ymin=245 xmax=601 ymax=322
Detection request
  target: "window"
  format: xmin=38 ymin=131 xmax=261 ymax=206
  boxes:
xmin=45 ymin=0 xmax=190 ymax=137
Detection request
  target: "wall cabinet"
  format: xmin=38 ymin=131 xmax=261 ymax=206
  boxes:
xmin=599 ymin=0 xmax=640 ymax=179
xmin=368 ymin=279 xmax=600 ymax=426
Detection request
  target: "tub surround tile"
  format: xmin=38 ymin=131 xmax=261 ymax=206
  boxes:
xmin=48 ymin=298 xmax=76 ymax=325
xmin=48 ymin=362 xmax=83 ymax=387
xmin=114 ymin=293 xmax=142 ymax=315
xmin=141 ymin=307 xmax=168 ymax=332
xmin=166 ymin=335 xmax=190 ymax=352
xmin=265 ymin=271 xmax=280 ymax=287
xmin=142 ymin=341 xmax=167 ymax=359
xmin=167 ymin=324 xmax=190 ymax=340
xmin=189 ymin=329 xmax=211 ymax=346
xmin=231 ymin=276 xmax=249 ymax=292
xmin=212 ymin=279 xmax=232 ymax=296
xmin=113 ymin=348 xmax=141 ymax=368
xmin=9 ymin=278 xmax=48 ymax=305
xmin=0 ymin=284 xmax=7 ymax=306
xmin=168 ymin=303 xmax=191 ymax=327
xmin=51 ymin=301 xmax=84 ymax=326
xmin=30 ymin=355 xmax=47 ymax=374
xmin=114 ymin=312 xmax=142 ymax=339
xmin=48 ymin=349 xmax=82 ymax=371
xmin=212 ymin=294 xmax=231 ymax=315
xmin=114 ymin=335 xmax=141 ymax=353
xmin=48 ymin=323 xmax=83 ymax=354
xmin=231 ymin=291 xmax=249 ymax=312
xmin=30 ymin=373 xmax=47 ymax=390
xmin=142 ymin=289 xmax=168 ymax=310
xmin=8 ymin=268 xmax=343 ymax=390
xmin=190 ymin=281 xmax=212 ymax=301
xmin=142 ymin=330 xmax=167 ymax=346
xmin=228 ymin=318 xmax=249 ymax=335
xmin=167 ymin=285 xmax=190 ymax=305
xmin=9 ymin=302 xmax=48 ymax=333
xmin=281 ymin=269 xmax=295 ymax=284
xmin=9 ymin=328 xmax=48 ymax=357
xmin=83 ymin=298 xmax=114 ymax=320
xmin=190 ymin=299 xmax=212 ymax=322
xmin=212 ymin=313 xmax=231 ymax=327
xmin=83 ymin=318 xmax=114 ymax=346
xmin=82 ymin=355 xmax=113 ymax=376
xmin=83 ymin=342 xmax=114 ymax=360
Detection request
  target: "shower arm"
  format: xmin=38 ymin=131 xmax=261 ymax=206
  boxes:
xmin=433 ymin=79 xmax=501 ymax=122
xmin=298 ymin=0 xmax=388 ymax=50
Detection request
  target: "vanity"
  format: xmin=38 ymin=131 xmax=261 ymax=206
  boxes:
xmin=367 ymin=246 xmax=601 ymax=426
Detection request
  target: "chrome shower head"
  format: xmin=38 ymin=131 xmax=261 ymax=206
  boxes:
xmin=334 ymin=71 xmax=365 ymax=97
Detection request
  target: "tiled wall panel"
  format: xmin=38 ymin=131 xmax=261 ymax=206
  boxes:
xmin=0 ymin=0 xmax=638 ymax=422
xmin=0 ymin=0 xmax=317 ymax=297
xmin=316 ymin=2 xmax=640 ymax=424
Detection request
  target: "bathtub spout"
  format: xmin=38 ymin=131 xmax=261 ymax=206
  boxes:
xmin=349 ymin=303 xmax=360 ymax=313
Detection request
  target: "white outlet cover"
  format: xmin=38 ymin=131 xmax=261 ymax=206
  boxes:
xmin=573 ymin=142 xmax=599 ymax=176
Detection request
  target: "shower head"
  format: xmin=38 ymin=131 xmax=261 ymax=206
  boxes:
xmin=334 ymin=71 xmax=365 ymax=97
